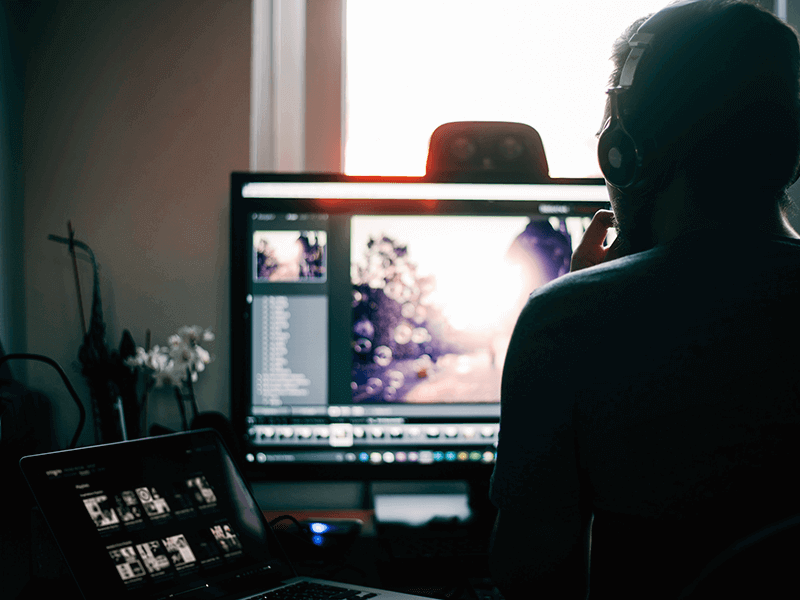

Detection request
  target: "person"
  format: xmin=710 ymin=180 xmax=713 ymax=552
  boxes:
xmin=488 ymin=1 xmax=800 ymax=599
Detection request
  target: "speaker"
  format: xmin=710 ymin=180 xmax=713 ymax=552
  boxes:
xmin=425 ymin=121 xmax=550 ymax=183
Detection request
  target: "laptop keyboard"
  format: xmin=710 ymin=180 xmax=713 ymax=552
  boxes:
xmin=251 ymin=581 xmax=379 ymax=600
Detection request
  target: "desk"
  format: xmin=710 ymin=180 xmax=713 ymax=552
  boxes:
xmin=14 ymin=507 xmax=496 ymax=600
xmin=263 ymin=509 xmax=499 ymax=600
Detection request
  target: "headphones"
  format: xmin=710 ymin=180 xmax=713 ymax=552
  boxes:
xmin=597 ymin=1 xmax=702 ymax=189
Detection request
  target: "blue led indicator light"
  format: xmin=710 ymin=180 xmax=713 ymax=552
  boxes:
xmin=309 ymin=522 xmax=330 ymax=534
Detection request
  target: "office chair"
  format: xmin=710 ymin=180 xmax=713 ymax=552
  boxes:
xmin=677 ymin=513 xmax=800 ymax=598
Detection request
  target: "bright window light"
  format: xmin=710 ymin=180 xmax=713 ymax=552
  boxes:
xmin=345 ymin=0 xmax=668 ymax=178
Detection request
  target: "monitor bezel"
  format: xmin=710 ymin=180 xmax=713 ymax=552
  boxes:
xmin=230 ymin=172 xmax=608 ymax=482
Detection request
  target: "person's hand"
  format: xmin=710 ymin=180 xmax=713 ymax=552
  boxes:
xmin=570 ymin=209 xmax=625 ymax=272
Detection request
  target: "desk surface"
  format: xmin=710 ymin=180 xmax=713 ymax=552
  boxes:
xmin=262 ymin=508 xmax=497 ymax=599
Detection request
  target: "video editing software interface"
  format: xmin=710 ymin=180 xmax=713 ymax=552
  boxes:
xmin=231 ymin=176 xmax=609 ymax=474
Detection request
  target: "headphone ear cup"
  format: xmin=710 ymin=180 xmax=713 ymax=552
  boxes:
xmin=598 ymin=119 xmax=642 ymax=189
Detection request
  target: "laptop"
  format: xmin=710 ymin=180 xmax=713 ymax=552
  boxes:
xmin=20 ymin=429 xmax=434 ymax=600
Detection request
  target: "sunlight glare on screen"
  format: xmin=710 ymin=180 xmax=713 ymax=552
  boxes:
xmin=345 ymin=0 xmax=669 ymax=178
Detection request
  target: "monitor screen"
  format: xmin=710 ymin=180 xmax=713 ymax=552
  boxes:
xmin=230 ymin=174 xmax=610 ymax=480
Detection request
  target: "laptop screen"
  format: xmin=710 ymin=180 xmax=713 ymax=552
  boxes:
xmin=20 ymin=430 xmax=294 ymax=600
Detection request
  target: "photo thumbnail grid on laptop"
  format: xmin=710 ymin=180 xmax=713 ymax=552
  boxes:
xmin=22 ymin=431 xmax=296 ymax=599
xmin=21 ymin=430 xmax=436 ymax=600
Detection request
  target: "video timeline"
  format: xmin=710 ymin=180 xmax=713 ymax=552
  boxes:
xmin=246 ymin=448 xmax=496 ymax=466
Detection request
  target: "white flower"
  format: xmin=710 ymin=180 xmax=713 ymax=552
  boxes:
xmin=169 ymin=341 xmax=193 ymax=364
xmin=125 ymin=347 xmax=149 ymax=369
xmin=148 ymin=347 xmax=170 ymax=373
xmin=177 ymin=325 xmax=212 ymax=345
xmin=153 ymin=361 xmax=185 ymax=387
xmin=128 ymin=326 xmax=214 ymax=388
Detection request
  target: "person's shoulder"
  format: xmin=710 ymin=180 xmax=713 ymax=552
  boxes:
xmin=528 ymin=247 xmax=664 ymax=308
xmin=523 ymin=232 xmax=800 ymax=322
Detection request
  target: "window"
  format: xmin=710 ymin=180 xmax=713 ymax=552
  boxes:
xmin=254 ymin=1 xmax=782 ymax=176
xmin=345 ymin=0 xmax=672 ymax=177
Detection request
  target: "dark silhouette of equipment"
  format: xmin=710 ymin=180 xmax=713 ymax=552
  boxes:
xmin=0 ymin=353 xmax=86 ymax=450
xmin=425 ymin=121 xmax=550 ymax=183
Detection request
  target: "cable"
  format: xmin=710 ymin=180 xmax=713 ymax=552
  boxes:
xmin=269 ymin=514 xmax=305 ymax=529
xmin=0 ymin=353 xmax=87 ymax=449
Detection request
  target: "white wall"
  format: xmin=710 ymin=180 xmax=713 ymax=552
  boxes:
xmin=20 ymin=0 xmax=251 ymax=447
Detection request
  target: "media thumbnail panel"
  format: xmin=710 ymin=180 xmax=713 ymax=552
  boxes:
xmin=76 ymin=472 xmax=246 ymax=587
xmin=80 ymin=474 xmax=220 ymax=536
xmin=105 ymin=521 xmax=244 ymax=587
xmin=253 ymin=229 xmax=327 ymax=282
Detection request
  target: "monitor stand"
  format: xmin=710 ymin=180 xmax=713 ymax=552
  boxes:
xmin=370 ymin=480 xmax=471 ymax=527
xmin=250 ymin=478 xmax=496 ymax=533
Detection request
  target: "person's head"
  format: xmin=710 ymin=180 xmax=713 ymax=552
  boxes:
xmin=601 ymin=0 xmax=800 ymax=250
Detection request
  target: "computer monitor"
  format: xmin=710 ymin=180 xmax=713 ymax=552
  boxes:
xmin=230 ymin=173 xmax=610 ymax=481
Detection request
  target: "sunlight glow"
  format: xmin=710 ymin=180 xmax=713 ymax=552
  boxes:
xmin=351 ymin=215 xmax=532 ymax=332
xmin=345 ymin=0 xmax=669 ymax=178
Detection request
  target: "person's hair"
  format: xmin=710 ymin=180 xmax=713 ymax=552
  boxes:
xmin=608 ymin=0 xmax=800 ymax=212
